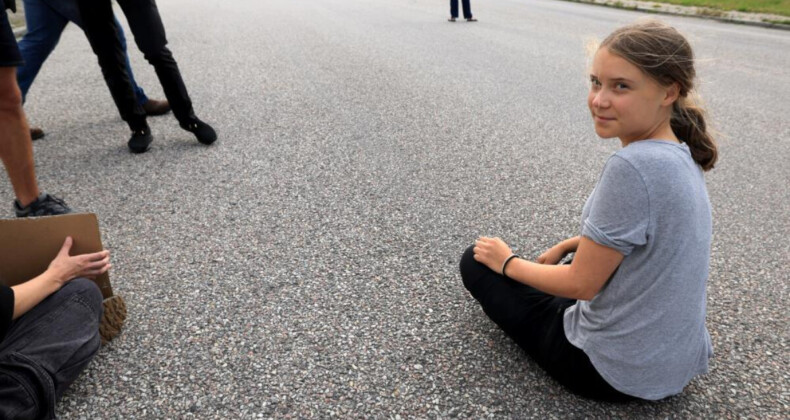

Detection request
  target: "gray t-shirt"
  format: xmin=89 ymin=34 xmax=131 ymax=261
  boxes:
xmin=563 ymin=140 xmax=714 ymax=400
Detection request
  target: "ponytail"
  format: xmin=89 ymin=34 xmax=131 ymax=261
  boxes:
xmin=671 ymin=95 xmax=717 ymax=171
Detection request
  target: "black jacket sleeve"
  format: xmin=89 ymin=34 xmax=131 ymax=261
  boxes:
xmin=0 ymin=285 xmax=14 ymax=343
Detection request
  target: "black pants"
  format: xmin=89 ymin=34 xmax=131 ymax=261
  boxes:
xmin=459 ymin=245 xmax=633 ymax=402
xmin=76 ymin=0 xmax=196 ymax=131
xmin=450 ymin=0 xmax=472 ymax=19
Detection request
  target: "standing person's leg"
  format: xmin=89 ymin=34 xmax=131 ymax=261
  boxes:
xmin=112 ymin=17 xmax=149 ymax=107
xmin=75 ymin=0 xmax=153 ymax=153
xmin=0 ymin=67 xmax=40 ymax=207
xmin=450 ymin=0 xmax=459 ymax=19
xmin=16 ymin=0 xmax=69 ymax=102
xmin=0 ymin=278 xmax=103 ymax=418
xmin=42 ymin=0 xmax=168 ymax=113
xmin=461 ymin=0 xmax=475 ymax=21
xmin=459 ymin=246 xmax=632 ymax=402
xmin=116 ymin=0 xmax=215 ymax=144
xmin=0 ymin=12 xmax=71 ymax=216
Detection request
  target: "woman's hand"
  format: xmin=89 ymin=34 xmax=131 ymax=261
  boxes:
xmin=45 ymin=237 xmax=111 ymax=286
xmin=536 ymin=244 xmax=567 ymax=265
xmin=473 ymin=236 xmax=514 ymax=274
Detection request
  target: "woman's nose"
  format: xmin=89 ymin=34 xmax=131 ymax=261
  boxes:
xmin=592 ymin=90 xmax=610 ymax=109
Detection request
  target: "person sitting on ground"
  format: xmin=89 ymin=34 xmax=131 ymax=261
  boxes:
xmin=17 ymin=0 xmax=170 ymax=141
xmin=76 ymin=0 xmax=217 ymax=153
xmin=460 ymin=20 xmax=717 ymax=401
xmin=0 ymin=237 xmax=114 ymax=419
xmin=1 ymin=1 xmax=71 ymax=217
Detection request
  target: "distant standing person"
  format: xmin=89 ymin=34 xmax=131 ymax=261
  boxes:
xmin=17 ymin=0 xmax=170 ymax=141
xmin=76 ymin=0 xmax=216 ymax=153
xmin=2 ymin=0 xmax=72 ymax=216
xmin=448 ymin=0 xmax=477 ymax=22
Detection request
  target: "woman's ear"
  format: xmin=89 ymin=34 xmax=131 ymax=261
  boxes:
xmin=662 ymin=82 xmax=681 ymax=106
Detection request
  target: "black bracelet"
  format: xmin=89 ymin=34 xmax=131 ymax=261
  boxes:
xmin=501 ymin=254 xmax=519 ymax=279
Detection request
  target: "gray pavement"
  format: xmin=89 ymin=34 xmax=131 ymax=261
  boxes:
xmin=3 ymin=0 xmax=789 ymax=417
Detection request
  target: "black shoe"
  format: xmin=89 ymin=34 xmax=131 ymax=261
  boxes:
xmin=466 ymin=17 xmax=477 ymax=22
xmin=128 ymin=128 xmax=153 ymax=153
xmin=14 ymin=193 xmax=72 ymax=218
xmin=181 ymin=119 xmax=217 ymax=145
xmin=30 ymin=127 xmax=45 ymax=141
xmin=448 ymin=17 xmax=457 ymax=22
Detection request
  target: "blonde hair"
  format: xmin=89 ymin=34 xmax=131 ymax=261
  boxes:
xmin=601 ymin=20 xmax=717 ymax=171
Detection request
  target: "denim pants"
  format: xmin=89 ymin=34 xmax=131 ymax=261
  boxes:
xmin=77 ymin=0 xmax=196 ymax=131
xmin=16 ymin=0 xmax=148 ymax=105
xmin=459 ymin=246 xmax=633 ymax=402
xmin=0 ymin=278 xmax=102 ymax=420
xmin=450 ymin=0 xmax=472 ymax=19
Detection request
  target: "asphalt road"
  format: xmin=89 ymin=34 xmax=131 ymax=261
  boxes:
xmin=3 ymin=0 xmax=789 ymax=417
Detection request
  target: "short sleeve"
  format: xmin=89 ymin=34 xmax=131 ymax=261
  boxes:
xmin=582 ymin=155 xmax=649 ymax=256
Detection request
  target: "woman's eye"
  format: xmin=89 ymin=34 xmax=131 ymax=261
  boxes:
xmin=615 ymin=83 xmax=629 ymax=90
xmin=590 ymin=78 xmax=601 ymax=88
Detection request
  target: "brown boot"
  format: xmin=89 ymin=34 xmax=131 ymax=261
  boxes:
xmin=100 ymin=295 xmax=127 ymax=345
xmin=30 ymin=127 xmax=45 ymax=141
xmin=142 ymin=99 xmax=171 ymax=116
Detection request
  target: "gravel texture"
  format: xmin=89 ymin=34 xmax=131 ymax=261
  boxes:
xmin=2 ymin=0 xmax=788 ymax=417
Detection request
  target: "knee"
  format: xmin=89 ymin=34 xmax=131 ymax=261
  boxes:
xmin=61 ymin=278 xmax=103 ymax=320
xmin=0 ymin=71 xmax=23 ymax=111
xmin=459 ymin=244 xmax=480 ymax=291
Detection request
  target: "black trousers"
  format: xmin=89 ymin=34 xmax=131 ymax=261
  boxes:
xmin=450 ymin=0 xmax=472 ymax=19
xmin=76 ymin=0 xmax=196 ymax=131
xmin=459 ymin=245 xmax=633 ymax=402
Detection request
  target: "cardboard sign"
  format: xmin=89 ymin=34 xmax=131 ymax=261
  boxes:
xmin=0 ymin=213 xmax=113 ymax=299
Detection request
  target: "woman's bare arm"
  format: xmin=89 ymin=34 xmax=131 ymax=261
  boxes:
xmin=473 ymin=236 xmax=622 ymax=300
xmin=11 ymin=237 xmax=110 ymax=319
xmin=536 ymin=236 xmax=581 ymax=264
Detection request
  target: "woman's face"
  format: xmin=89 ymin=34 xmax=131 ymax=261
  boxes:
xmin=587 ymin=47 xmax=677 ymax=145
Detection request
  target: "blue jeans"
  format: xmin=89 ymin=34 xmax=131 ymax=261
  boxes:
xmin=0 ymin=278 xmax=103 ymax=419
xmin=16 ymin=0 xmax=148 ymax=105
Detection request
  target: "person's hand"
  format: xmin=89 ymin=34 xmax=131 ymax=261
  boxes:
xmin=45 ymin=237 xmax=111 ymax=286
xmin=473 ymin=236 xmax=514 ymax=274
xmin=536 ymin=244 xmax=567 ymax=265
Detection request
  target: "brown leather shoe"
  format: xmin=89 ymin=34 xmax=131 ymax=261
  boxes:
xmin=30 ymin=127 xmax=45 ymax=141
xmin=142 ymin=99 xmax=171 ymax=116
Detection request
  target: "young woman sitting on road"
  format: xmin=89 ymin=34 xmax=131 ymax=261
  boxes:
xmin=460 ymin=20 xmax=717 ymax=401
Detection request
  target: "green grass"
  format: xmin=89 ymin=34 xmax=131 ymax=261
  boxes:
xmin=653 ymin=0 xmax=790 ymax=16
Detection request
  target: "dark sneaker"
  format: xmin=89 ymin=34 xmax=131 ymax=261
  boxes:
xmin=181 ymin=119 xmax=217 ymax=145
xmin=14 ymin=193 xmax=72 ymax=217
xmin=142 ymin=98 xmax=171 ymax=116
xmin=100 ymin=295 xmax=127 ymax=345
xmin=448 ymin=17 xmax=457 ymax=22
xmin=466 ymin=17 xmax=477 ymax=22
xmin=128 ymin=128 xmax=153 ymax=153
xmin=30 ymin=127 xmax=45 ymax=141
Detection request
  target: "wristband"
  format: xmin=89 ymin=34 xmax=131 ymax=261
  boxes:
xmin=501 ymin=254 xmax=519 ymax=279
